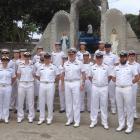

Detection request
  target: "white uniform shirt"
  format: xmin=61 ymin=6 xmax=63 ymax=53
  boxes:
xmin=76 ymin=51 xmax=91 ymax=61
xmin=88 ymin=63 xmax=110 ymax=87
xmin=51 ymin=51 xmax=65 ymax=67
xmin=63 ymin=59 xmax=85 ymax=81
xmin=82 ymin=62 xmax=93 ymax=78
xmin=11 ymin=59 xmax=20 ymax=72
xmin=32 ymin=54 xmax=40 ymax=64
xmin=111 ymin=64 xmax=138 ymax=87
xmin=103 ymin=52 xmax=119 ymax=66
xmin=34 ymin=62 xmax=43 ymax=72
xmin=0 ymin=67 xmax=15 ymax=85
xmin=128 ymin=61 xmax=140 ymax=75
xmin=36 ymin=64 xmax=59 ymax=82
xmin=103 ymin=52 xmax=119 ymax=73
xmin=17 ymin=59 xmax=33 ymax=67
xmin=17 ymin=63 xmax=35 ymax=82
xmin=0 ymin=60 xmax=15 ymax=70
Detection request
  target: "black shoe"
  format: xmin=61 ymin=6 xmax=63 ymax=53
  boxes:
xmin=14 ymin=110 xmax=17 ymax=114
xmin=59 ymin=110 xmax=65 ymax=113
xmin=80 ymin=111 xmax=84 ymax=113
xmin=36 ymin=109 xmax=40 ymax=112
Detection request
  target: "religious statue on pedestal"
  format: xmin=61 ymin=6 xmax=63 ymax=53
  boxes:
xmin=110 ymin=28 xmax=119 ymax=55
xmin=60 ymin=32 xmax=70 ymax=54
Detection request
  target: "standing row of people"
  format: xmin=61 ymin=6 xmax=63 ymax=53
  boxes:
xmin=0 ymin=41 xmax=139 ymax=135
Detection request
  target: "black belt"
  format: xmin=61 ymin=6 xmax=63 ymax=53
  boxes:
xmin=40 ymin=82 xmax=54 ymax=84
xmin=65 ymin=79 xmax=80 ymax=82
xmin=19 ymin=81 xmax=34 ymax=83
xmin=0 ymin=84 xmax=10 ymax=87
xmin=116 ymin=85 xmax=131 ymax=88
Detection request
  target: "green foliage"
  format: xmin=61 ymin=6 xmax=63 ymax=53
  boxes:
xmin=79 ymin=0 xmax=101 ymax=33
xmin=126 ymin=14 xmax=140 ymax=39
xmin=0 ymin=0 xmax=100 ymax=42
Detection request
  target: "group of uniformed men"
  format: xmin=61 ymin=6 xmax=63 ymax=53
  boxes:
xmin=0 ymin=41 xmax=140 ymax=134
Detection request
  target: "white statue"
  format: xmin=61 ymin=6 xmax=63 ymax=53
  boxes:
xmin=87 ymin=24 xmax=93 ymax=35
xmin=110 ymin=28 xmax=119 ymax=55
xmin=60 ymin=32 xmax=70 ymax=54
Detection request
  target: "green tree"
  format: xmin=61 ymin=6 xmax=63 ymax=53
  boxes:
xmin=126 ymin=14 xmax=140 ymax=39
xmin=79 ymin=0 xmax=101 ymax=33
xmin=0 ymin=0 xmax=101 ymax=42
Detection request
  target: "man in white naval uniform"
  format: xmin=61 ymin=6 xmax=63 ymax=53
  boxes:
xmin=51 ymin=42 xmax=65 ymax=67
xmin=80 ymin=51 xmax=93 ymax=112
xmin=36 ymin=53 xmax=60 ymax=125
xmin=10 ymin=49 xmax=20 ymax=111
xmin=32 ymin=46 xmax=43 ymax=64
xmin=58 ymin=55 xmax=68 ymax=113
xmin=94 ymin=41 xmax=105 ymax=55
xmin=0 ymin=49 xmax=15 ymax=69
xmin=103 ymin=43 xmax=119 ymax=114
xmin=88 ymin=52 xmax=111 ymax=130
xmin=17 ymin=52 xmax=35 ymax=123
xmin=0 ymin=56 xmax=16 ymax=123
xmin=111 ymin=50 xmax=139 ymax=134
xmin=34 ymin=51 xmax=46 ymax=112
xmin=127 ymin=50 xmax=140 ymax=119
xmin=61 ymin=48 xmax=86 ymax=128
xmin=76 ymin=42 xmax=91 ymax=62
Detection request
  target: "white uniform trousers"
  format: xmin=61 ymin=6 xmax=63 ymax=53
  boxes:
xmin=10 ymin=80 xmax=18 ymax=110
xmin=34 ymin=79 xmax=40 ymax=110
xmin=17 ymin=82 xmax=35 ymax=120
xmin=0 ymin=85 xmax=12 ymax=120
xmin=90 ymin=85 xmax=108 ymax=125
xmin=65 ymin=81 xmax=81 ymax=124
xmin=132 ymin=83 xmax=138 ymax=117
xmin=39 ymin=83 xmax=55 ymax=122
xmin=59 ymin=80 xmax=65 ymax=111
xmin=108 ymin=80 xmax=116 ymax=112
xmin=80 ymin=79 xmax=91 ymax=111
xmin=116 ymin=86 xmax=134 ymax=129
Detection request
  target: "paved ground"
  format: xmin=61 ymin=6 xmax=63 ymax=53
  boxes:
xmin=0 ymin=111 xmax=140 ymax=140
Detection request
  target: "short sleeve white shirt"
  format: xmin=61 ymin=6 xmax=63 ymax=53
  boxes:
xmin=63 ymin=59 xmax=85 ymax=81
xmin=111 ymin=63 xmax=138 ymax=86
xmin=0 ymin=67 xmax=15 ymax=85
xmin=88 ymin=63 xmax=110 ymax=86
xmin=36 ymin=64 xmax=60 ymax=82
xmin=51 ymin=51 xmax=65 ymax=67
xmin=17 ymin=63 xmax=35 ymax=82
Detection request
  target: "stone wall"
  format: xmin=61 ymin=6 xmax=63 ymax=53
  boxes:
xmin=0 ymin=42 xmax=35 ymax=56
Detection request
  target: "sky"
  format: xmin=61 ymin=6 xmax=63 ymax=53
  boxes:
xmin=109 ymin=0 xmax=140 ymax=15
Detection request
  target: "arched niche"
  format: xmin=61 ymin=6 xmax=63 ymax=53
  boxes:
xmin=54 ymin=13 xmax=70 ymax=42
xmin=51 ymin=11 xmax=71 ymax=51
